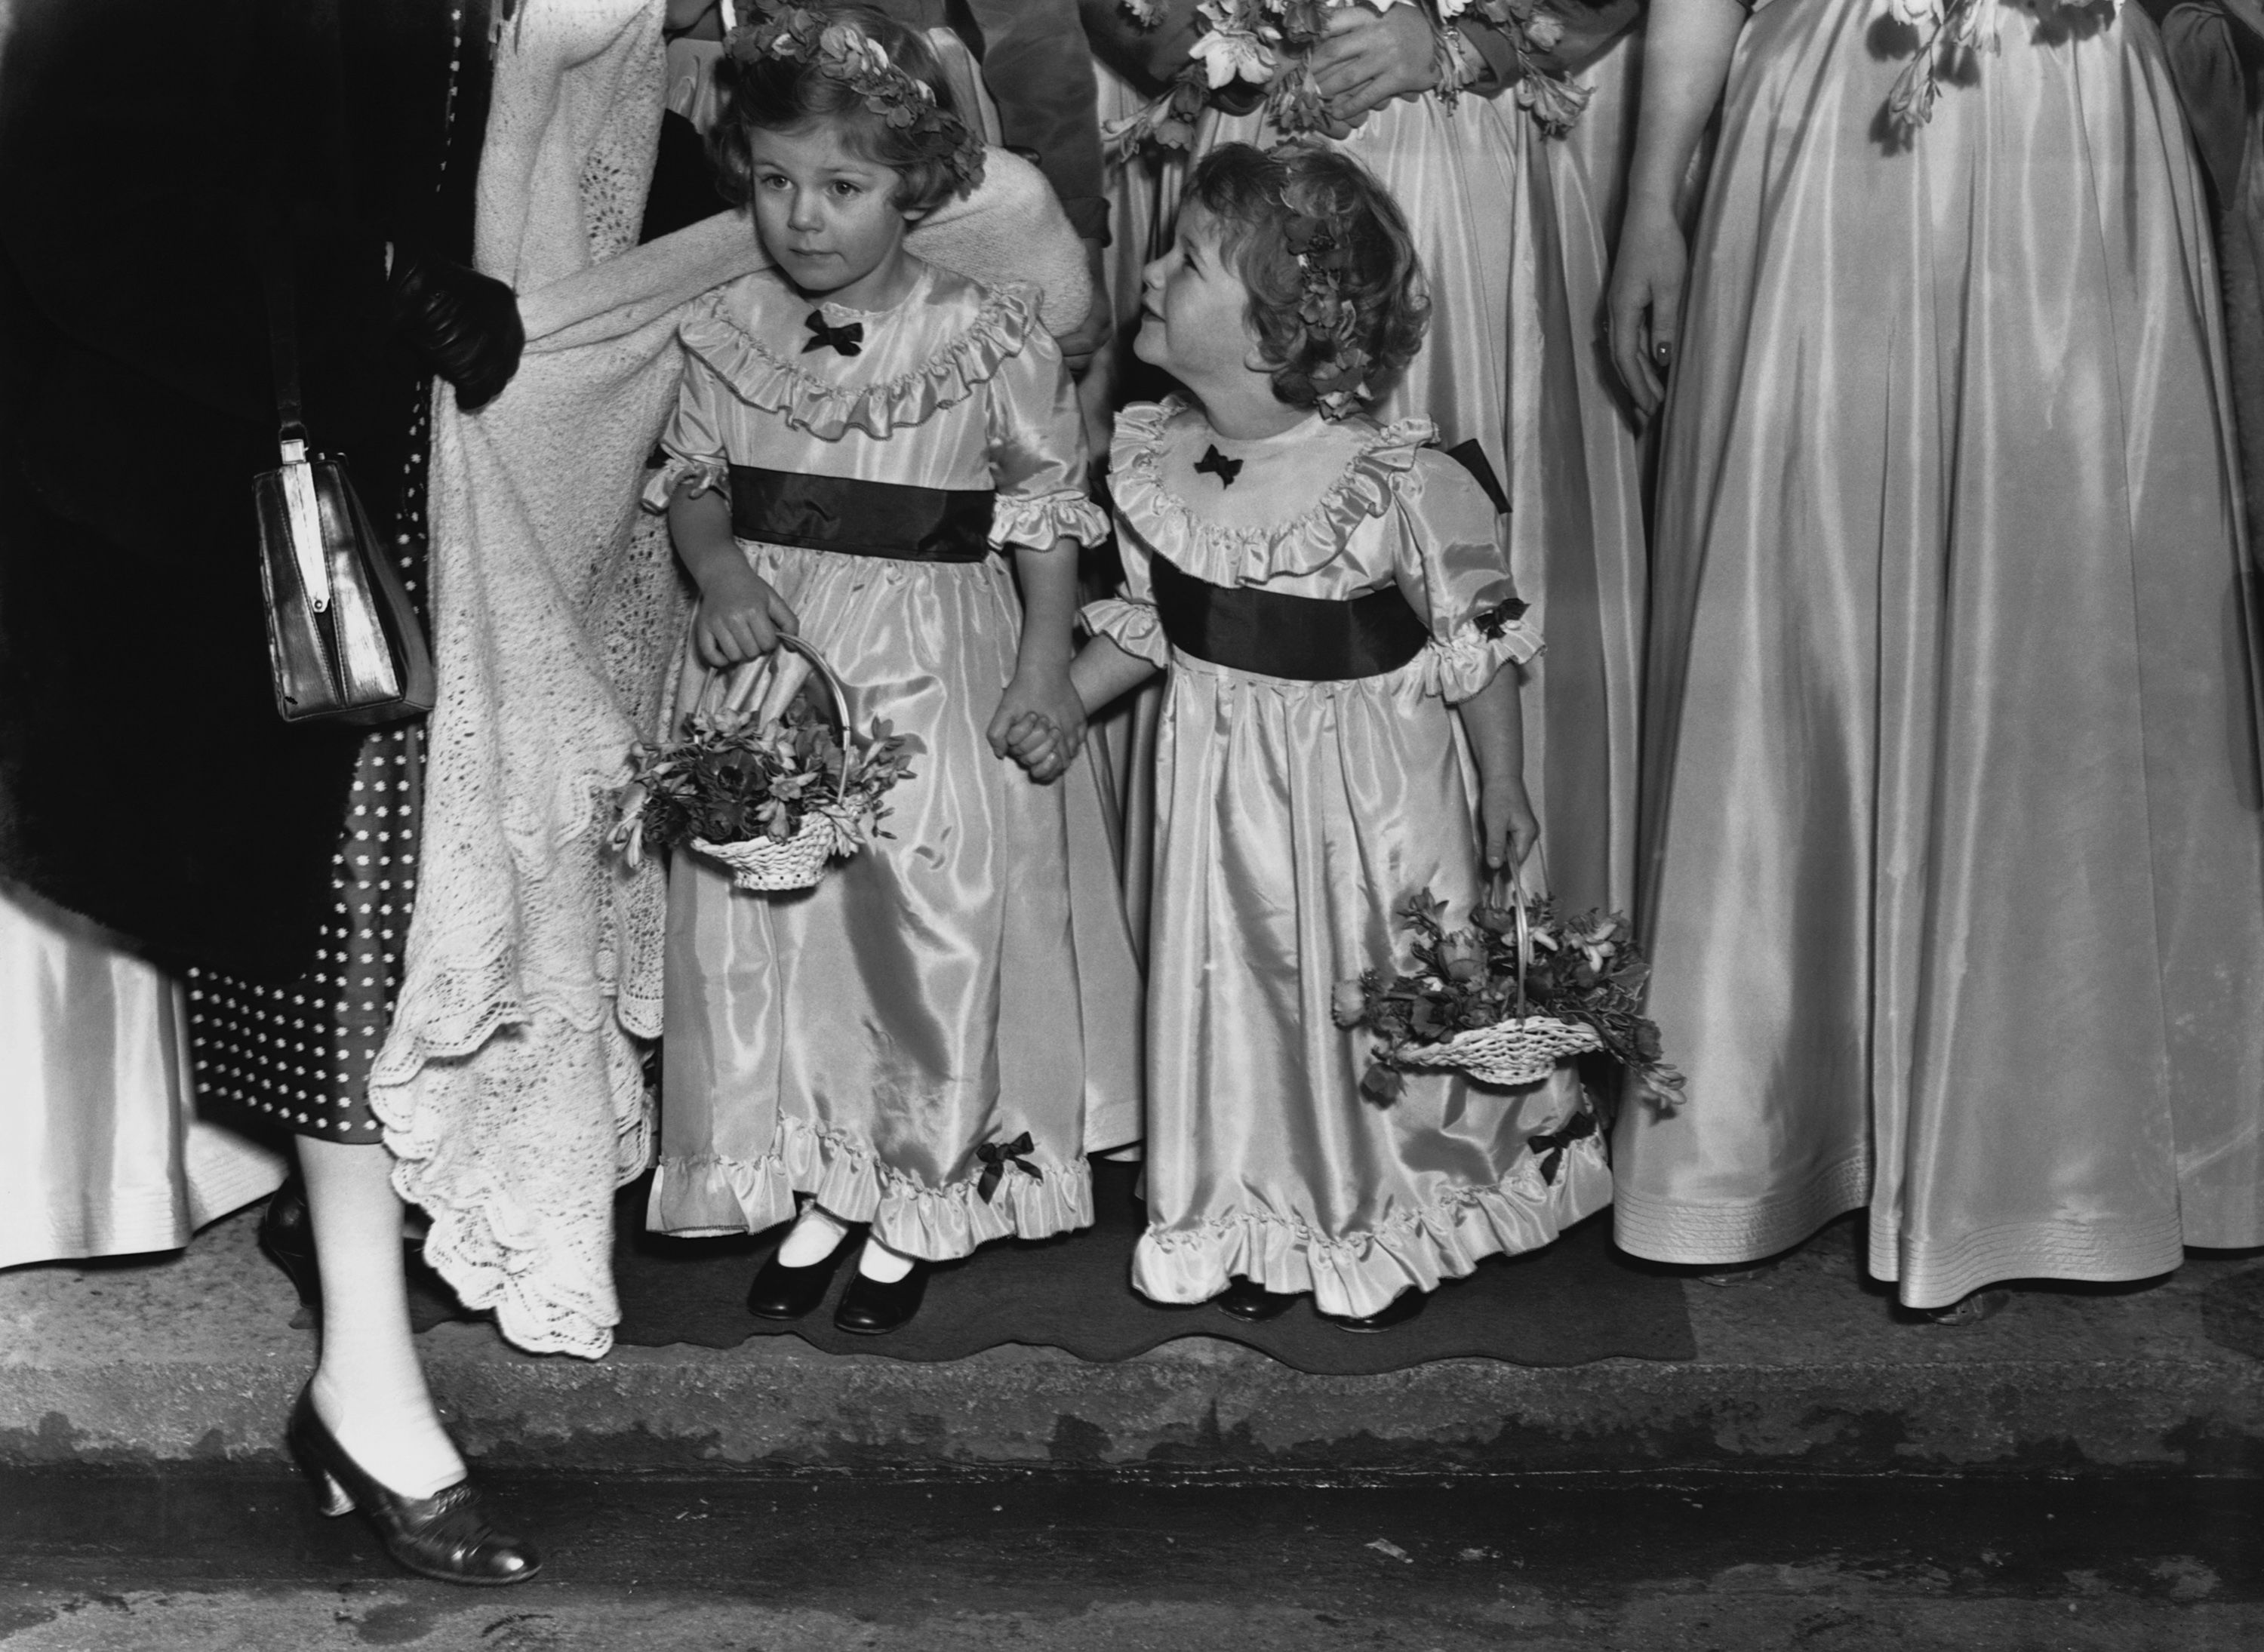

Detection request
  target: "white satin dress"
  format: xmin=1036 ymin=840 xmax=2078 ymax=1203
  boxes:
xmin=644 ymin=261 xmax=1144 ymax=1259
xmin=1085 ymin=400 xmax=1611 ymax=1319
xmin=1615 ymin=0 xmax=2264 ymax=1304
xmin=1 ymin=881 xmax=281 ymax=1269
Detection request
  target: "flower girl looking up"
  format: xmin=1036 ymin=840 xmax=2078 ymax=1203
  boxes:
xmin=1031 ymin=143 xmax=1612 ymax=1328
xmin=643 ymin=2 xmax=1140 ymax=1335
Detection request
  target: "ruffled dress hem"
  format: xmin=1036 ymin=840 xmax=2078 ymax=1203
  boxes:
xmin=649 ymin=1113 xmax=1096 ymax=1260
xmin=1132 ymin=1135 xmax=1613 ymax=1319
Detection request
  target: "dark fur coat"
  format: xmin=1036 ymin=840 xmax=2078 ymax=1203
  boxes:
xmin=0 ymin=0 xmax=486 ymax=977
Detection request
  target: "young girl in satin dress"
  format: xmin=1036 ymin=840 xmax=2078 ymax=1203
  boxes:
xmin=643 ymin=4 xmax=1140 ymax=1336
xmin=1036 ymin=143 xmax=1613 ymax=1329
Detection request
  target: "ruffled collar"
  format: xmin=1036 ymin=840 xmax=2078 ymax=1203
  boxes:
xmin=678 ymin=261 xmax=1041 ymax=441
xmin=1109 ymin=398 xmax=1435 ymax=586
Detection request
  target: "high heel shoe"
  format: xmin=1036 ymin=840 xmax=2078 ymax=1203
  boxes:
xmin=747 ymin=1229 xmax=856 ymax=1321
xmin=287 ymin=1385 xmax=543 ymax=1586
xmin=833 ymin=1260 xmax=930 ymax=1334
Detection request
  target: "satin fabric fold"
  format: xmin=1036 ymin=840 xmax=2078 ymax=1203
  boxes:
xmin=1616 ymin=0 xmax=2264 ymax=1303
xmin=1 ymin=881 xmax=283 ymax=1269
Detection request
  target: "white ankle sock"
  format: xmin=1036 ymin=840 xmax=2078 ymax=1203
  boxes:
xmin=777 ymin=1205 xmax=849 ymax=1268
xmin=857 ymin=1236 xmax=915 ymax=1283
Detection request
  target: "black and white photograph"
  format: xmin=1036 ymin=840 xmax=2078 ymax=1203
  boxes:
xmin=0 ymin=0 xmax=2259 ymax=1644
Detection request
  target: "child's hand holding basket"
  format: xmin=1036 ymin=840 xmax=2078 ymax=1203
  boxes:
xmin=611 ymin=635 xmax=921 ymax=893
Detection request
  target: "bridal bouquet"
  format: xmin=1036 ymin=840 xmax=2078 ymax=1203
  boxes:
xmin=1333 ymin=885 xmax=1684 ymax=1106
xmin=1106 ymin=0 xmax=1592 ymax=155
xmin=612 ymin=643 xmax=921 ymax=893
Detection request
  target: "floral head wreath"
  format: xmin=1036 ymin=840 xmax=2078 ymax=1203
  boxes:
xmin=1281 ymin=205 xmax=1368 ymax=422
xmin=724 ymin=3 xmax=987 ymax=198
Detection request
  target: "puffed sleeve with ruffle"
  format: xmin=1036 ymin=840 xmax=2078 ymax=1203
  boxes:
xmin=638 ymin=306 xmax=734 ymax=514
xmin=983 ymin=307 xmax=1110 ymax=552
xmin=1392 ymin=450 xmax=1542 ymax=702
xmin=1079 ymin=403 xmax=1170 ymax=666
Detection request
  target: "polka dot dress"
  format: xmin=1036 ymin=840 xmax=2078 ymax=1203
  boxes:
xmin=187 ymin=404 xmax=435 ymax=1142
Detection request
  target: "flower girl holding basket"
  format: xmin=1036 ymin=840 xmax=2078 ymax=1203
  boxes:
xmin=636 ymin=3 xmax=1140 ymax=1336
xmin=1032 ymin=143 xmax=1613 ymax=1330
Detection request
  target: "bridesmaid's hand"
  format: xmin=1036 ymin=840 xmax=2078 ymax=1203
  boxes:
xmin=1309 ymin=3 xmax=1440 ymax=125
xmin=1606 ymin=201 xmax=1689 ymax=420
xmin=1480 ymin=774 xmax=1540 ymax=872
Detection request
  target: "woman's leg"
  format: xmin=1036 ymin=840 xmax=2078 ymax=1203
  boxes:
xmin=299 ymin=1136 xmax=463 ymax=1500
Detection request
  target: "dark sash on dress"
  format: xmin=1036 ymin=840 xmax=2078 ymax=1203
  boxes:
xmin=1149 ymin=551 xmax=1430 ymax=682
xmin=729 ymin=464 xmax=996 ymax=562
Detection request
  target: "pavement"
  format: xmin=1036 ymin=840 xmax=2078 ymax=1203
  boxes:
xmin=1 ymin=1464 xmax=2258 ymax=1647
xmin=3 ymin=1203 xmax=2262 ymax=1476
xmin=5 ymin=1204 xmax=2264 ymax=1647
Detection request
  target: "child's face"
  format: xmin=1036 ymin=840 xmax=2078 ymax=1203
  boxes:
xmin=746 ymin=120 xmax=917 ymax=311
xmin=1134 ymin=204 xmax=1260 ymax=391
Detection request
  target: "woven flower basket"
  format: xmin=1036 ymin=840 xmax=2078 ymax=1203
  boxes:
xmin=1396 ymin=865 xmax=1604 ymax=1089
xmin=688 ymin=636 xmax=864 ymax=894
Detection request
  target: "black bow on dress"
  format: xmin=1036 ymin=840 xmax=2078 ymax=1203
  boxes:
xmin=1527 ymin=1107 xmax=1599 ymax=1186
xmin=1475 ymin=596 xmax=1530 ymax=639
xmin=975 ymin=1134 xmax=1041 ymax=1203
xmin=1193 ymin=444 xmax=1242 ymax=486
xmin=802 ymin=311 xmax=864 ymax=356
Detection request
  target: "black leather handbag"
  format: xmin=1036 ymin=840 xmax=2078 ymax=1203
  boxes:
xmin=252 ymin=229 xmax=435 ymax=725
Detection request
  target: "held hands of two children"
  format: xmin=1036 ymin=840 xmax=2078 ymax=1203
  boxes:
xmin=989 ymin=663 xmax=1087 ymax=786
xmin=692 ymin=561 xmax=802 ymax=669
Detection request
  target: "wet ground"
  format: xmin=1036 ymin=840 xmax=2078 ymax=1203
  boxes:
xmin=2 ymin=1466 xmax=2258 ymax=1648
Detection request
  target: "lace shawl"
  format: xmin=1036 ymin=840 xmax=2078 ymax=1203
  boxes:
xmin=369 ymin=0 xmax=1095 ymax=1358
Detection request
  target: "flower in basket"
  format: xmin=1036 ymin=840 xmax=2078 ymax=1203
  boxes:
xmin=1333 ymin=885 xmax=1686 ymax=1112
xmin=611 ymin=694 xmax=922 ymax=885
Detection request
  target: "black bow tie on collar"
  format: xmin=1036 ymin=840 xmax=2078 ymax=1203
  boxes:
xmin=1194 ymin=444 xmax=1243 ymax=486
xmin=802 ymin=310 xmax=864 ymax=357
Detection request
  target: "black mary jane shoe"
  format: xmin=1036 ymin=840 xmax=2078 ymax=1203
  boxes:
xmin=746 ymin=1232 xmax=857 ymax=1321
xmin=1322 ymin=1290 xmax=1427 ymax=1334
xmin=287 ymin=1386 xmax=542 ymax=1586
xmin=832 ymin=1261 xmax=931 ymax=1335
xmin=1214 ymin=1276 xmax=1301 ymax=1324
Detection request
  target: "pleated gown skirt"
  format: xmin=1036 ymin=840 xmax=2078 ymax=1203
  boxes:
xmin=1613 ymin=0 xmax=2264 ymax=1303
